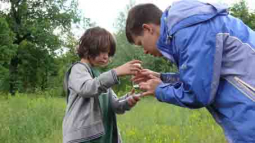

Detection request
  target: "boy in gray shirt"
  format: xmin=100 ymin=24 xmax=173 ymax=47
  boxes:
xmin=63 ymin=27 xmax=142 ymax=143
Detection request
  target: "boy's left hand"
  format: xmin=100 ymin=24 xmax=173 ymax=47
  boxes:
xmin=127 ymin=89 xmax=140 ymax=107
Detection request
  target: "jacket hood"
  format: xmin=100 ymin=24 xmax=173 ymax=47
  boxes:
xmin=157 ymin=0 xmax=228 ymax=63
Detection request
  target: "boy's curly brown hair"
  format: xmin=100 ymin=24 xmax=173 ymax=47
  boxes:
xmin=77 ymin=27 xmax=116 ymax=59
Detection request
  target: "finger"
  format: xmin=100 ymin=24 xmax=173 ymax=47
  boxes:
xmin=131 ymin=74 xmax=147 ymax=80
xmin=132 ymin=75 xmax=151 ymax=82
xmin=132 ymin=76 xmax=144 ymax=81
xmin=130 ymin=60 xmax=142 ymax=64
xmin=149 ymin=74 xmax=159 ymax=79
xmin=141 ymin=69 xmax=150 ymax=72
xmin=135 ymin=72 xmax=151 ymax=78
xmin=130 ymin=67 xmax=141 ymax=75
xmin=132 ymin=94 xmax=140 ymax=101
xmin=131 ymin=76 xmax=139 ymax=81
xmin=139 ymin=83 xmax=150 ymax=91
xmin=128 ymin=96 xmax=136 ymax=104
xmin=127 ymin=98 xmax=133 ymax=106
xmin=140 ymin=69 xmax=151 ymax=74
xmin=139 ymin=82 xmax=147 ymax=87
xmin=140 ymin=91 xmax=152 ymax=97
xmin=131 ymin=66 xmax=142 ymax=72
xmin=130 ymin=88 xmax=135 ymax=94
xmin=132 ymin=64 xmax=143 ymax=69
xmin=133 ymin=78 xmax=148 ymax=84
xmin=136 ymin=70 xmax=146 ymax=74
xmin=131 ymin=70 xmax=139 ymax=75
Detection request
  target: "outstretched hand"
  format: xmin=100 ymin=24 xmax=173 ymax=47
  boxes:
xmin=114 ymin=60 xmax=142 ymax=77
xmin=139 ymin=74 xmax=162 ymax=97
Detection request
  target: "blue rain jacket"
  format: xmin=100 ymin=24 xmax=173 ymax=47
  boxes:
xmin=155 ymin=0 xmax=255 ymax=142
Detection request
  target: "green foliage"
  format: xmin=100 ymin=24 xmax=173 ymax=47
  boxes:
xmin=0 ymin=0 xmax=82 ymax=94
xmin=230 ymin=0 xmax=255 ymax=30
xmin=0 ymin=16 xmax=17 ymax=92
xmin=51 ymin=32 xmax=80 ymax=97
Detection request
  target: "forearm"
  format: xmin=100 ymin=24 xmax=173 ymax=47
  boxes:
xmin=110 ymin=90 xmax=132 ymax=114
xmin=70 ymin=69 xmax=119 ymax=98
xmin=155 ymin=82 xmax=211 ymax=109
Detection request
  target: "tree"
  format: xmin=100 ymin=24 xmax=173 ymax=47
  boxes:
xmin=0 ymin=0 xmax=81 ymax=94
xmin=0 ymin=16 xmax=17 ymax=91
xmin=230 ymin=0 xmax=255 ymax=30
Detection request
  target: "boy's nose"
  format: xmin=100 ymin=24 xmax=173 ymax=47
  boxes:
xmin=103 ymin=54 xmax=109 ymax=60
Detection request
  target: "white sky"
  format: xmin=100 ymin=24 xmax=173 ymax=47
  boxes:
xmin=78 ymin=0 xmax=255 ymax=35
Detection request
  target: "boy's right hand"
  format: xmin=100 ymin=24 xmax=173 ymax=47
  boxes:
xmin=139 ymin=74 xmax=162 ymax=97
xmin=114 ymin=60 xmax=142 ymax=77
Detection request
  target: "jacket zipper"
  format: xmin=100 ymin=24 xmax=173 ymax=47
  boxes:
xmin=234 ymin=76 xmax=255 ymax=102
xmin=234 ymin=77 xmax=255 ymax=92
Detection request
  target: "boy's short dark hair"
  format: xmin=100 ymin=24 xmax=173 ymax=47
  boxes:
xmin=77 ymin=27 xmax=116 ymax=59
xmin=126 ymin=3 xmax=163 ymax=44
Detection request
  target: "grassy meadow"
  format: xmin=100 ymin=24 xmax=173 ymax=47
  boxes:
xmin=1 ymin=93 xmax=226 ymax=143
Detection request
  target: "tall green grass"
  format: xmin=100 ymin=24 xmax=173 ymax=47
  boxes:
xmin=1 ymin=94 xmax=225 ymax=143
xmin=1 ymin=93 xmax=65 ymax=143
xmin=118 ymin=97 xmax=225 ymax=143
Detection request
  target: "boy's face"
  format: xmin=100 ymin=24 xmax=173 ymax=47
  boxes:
xmin=90 ymin=52 xmax=110 ymax=67
xmin=132 ymin=24 xmax=162 ymax=57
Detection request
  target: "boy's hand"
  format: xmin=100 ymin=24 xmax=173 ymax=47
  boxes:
xmin=114 ymin=60 xmax=142 ymax=76
xmin=132 ymin=69 xmax=160 ymax=84
xmin=127 ymin=89 xmax=140 ymax=107
xmin=139 ymin=74 xmax=162 ymax=97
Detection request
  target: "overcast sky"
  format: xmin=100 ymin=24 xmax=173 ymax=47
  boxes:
xmin=78 ymin=0 xmax=255 ymax=34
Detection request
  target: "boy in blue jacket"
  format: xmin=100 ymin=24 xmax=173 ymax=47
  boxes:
xmin=126 ymin=1 xmax=255 ymax=142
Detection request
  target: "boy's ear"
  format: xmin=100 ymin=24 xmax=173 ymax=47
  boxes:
xmin=142 ymin=24 xmax=153 ymax=34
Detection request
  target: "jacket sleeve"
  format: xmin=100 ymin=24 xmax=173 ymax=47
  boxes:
xmin=155 ymin=28 xmax=222 ymax=108
xmin=160 ymin=73 xmax=180 ymax=83
xmin=109 ymin=89 xmax=132 ymax=114
xmin=68 ymin=64 xmax=119 ymax=98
